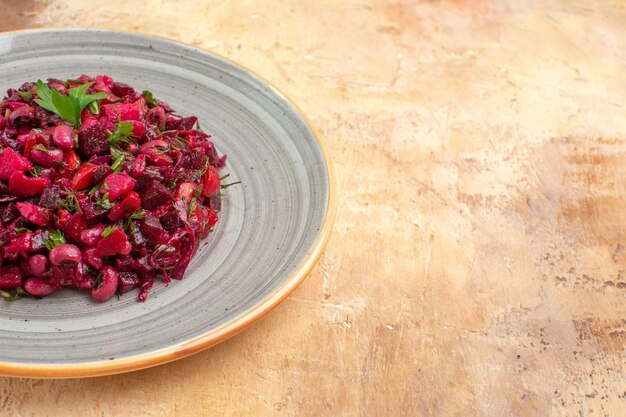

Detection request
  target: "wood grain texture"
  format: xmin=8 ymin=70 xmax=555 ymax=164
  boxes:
xmin=1 ymin=0 xmax=625 ymax=415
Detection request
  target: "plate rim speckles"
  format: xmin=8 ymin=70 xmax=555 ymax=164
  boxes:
xmin=0 ymin=28 xmax=336 ymax=378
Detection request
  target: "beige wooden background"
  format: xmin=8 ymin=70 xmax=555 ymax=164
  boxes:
xmin=1 ymin=1 xmax=625 ymax=416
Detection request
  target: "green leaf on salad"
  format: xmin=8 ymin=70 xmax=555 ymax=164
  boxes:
xmin=34 ymin=80 xmax=106 ymax=128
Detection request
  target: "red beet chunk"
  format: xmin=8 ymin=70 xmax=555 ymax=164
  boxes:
xmin=0 ymin=148 xmax=33 ymax=180
xmin=101 ymin=103 xmax=140 ymax=122
xmin=118 ymin=272 xmax=140 ymax=293
xmin=3 ymin=232 xmax=34 ymax=260
xmin=9 ymin=171 xmax=50 ymax=196
xmin=139 ymin=213 xmax=169 ymax=244
xmin=92 ymin=164 xmax=113 ymax=184
xmin=107 ymin=191 xmax=141 ymax=221
xmin=96 ymin=228 xmax=131 ymax=257
xmin=15 ymin=202 xmax=51 ymax=227
xmin=62 ymin=150 xmax=81 ymax=172
xmin=103 ymin=173 xmax=136 ymax=201
xmin=139 ymin=179 xmax=173 ymax=210
xmin=71 ymin=163 xmax=98 ymax=190
xmin=0 ymin=266 xmax=23 ymax=289
xmin=64 ymin=213 xmax=87 ymax=242
xmin=202 ymin=165 xmax=220 ymax=197
xmin=39 ymin=185 xmax=63 ymax=209
xmin=131 ymin=120 xmax=146 ymax=138
xmin=110 ymin=82 xmax=135 ymax=98
xmin=175 ymin=182 xmax=197 ymax=204
xmin=130 ymin=154 xmax=146 ymax=177
xmin=78 ymin=122 xmax=107 ymax=156
xmin=160 ymin=211 xmax=183 ymax=234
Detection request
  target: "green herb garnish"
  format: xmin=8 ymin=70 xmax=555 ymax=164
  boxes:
xmin=58 ymin=193 xmax=81 ymax=213
xmin=32 ymin=144 xmax=48 ymax=153
xmin=107 ymin=119 xmax=134 ymax=146
xmin=96 ymin=193 xmax=115 ymax=210
xmin=187 ymin=197 xmax=197 ymax=220
xmin=101 ymin=225 xmax=118 ymax=238
xmin=15 ymin=227 xmax=32 ymax=233
xmin=34 ymin=80 xmax=107 ymax=128
xmin=128 ymin=210 xmax=146 ymax=221
xmin=190 ymin=156 xmax=210 ymax=181
xmin=110 ymin=146 xmax=133 ymax=174
xmin=88 ymin=183 xmax=102 ymax=196
xmin=125 ymin=210 xmax=146 ymax=231
xmin=17 ymin=91 xmax=32 ymax=101
xmin=93 ymin=271 xmax=104 ymax=289
xmin=28 ymin=165 xmax=42 ymax=177
xmin=0 ymin=287 xmax=37 ymax=301
xmin=221 ymin=181 xmax=241 ymax=190
xmin=110 ymin=153 xmax=126 ymax=174
xmin=15 ymin=287 xmax=30 ymax=298
xmin=88 ymin=100 xmax=100 ymax=115
xmin=142 ymin=90 xmax=158 ymax=107
xmin=45 ymin=229 xmax=66 ymax=250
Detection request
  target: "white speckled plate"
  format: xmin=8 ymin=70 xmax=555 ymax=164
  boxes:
xmin=0 ymin=29 xmax=335 ymax=378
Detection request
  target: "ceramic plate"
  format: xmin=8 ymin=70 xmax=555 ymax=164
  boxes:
xmin=0 ymin=29 xmax=335 ymax=377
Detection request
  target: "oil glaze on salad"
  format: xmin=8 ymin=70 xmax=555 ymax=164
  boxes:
xmin=0 ymin=75 xmax=235 ymax=302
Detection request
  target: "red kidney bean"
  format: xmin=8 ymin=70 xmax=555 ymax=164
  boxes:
xmin=28 ymin=254 xmax=49 ymax=277
xmin=23 ymin=277 xmax=58 ymax=296
xmin=139 ymin=139 xmax=168 ymax=154
xmin=31 ymin=147 xmax=64 ymax=167
xmin=52 ymin=125 xmax=75 ymax=150
xmin=49 ymin=244 xmax=82 ymax=266
xmin=126 ymin=143 xmax=139 ymax=155
xmin=7 ymin=105 xmax=35 ymax=126
xmin=91 ymin=266 xmax=118 ymax=302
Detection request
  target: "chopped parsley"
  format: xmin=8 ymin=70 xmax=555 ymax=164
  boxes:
xmin=107 ymin=120 xmax=134 ymax=147
xmin=142 ymin=90 xmax=158 ymax=107
xmin=101 ymin=225 xmax=118 ymax=238
xmin=45 ymin=229 xmax=66 ymax=251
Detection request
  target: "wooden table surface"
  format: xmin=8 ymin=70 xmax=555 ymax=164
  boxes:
xmin=1 ymin=1 xmax=625 ymax=416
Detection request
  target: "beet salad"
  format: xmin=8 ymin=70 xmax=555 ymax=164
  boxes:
xmin=0 ymin=75 xmax=236 ymax=302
